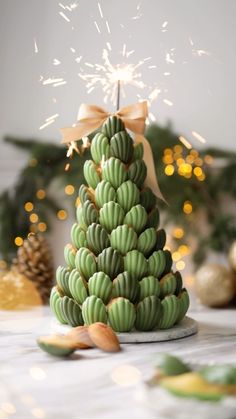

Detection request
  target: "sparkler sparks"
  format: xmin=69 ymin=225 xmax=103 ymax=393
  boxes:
xmin=78 ymin=47 xmax=147 ymax=105
xmin=53 ymin=59 xmax=61 ymax=66
xmin=192 ymin=131 xmax=206 ymax=144
xmin=94 ymin=21 xmax=101 ymax=34
xmin=163 ymin=98 xmax=173 ymax=106
xmin=97 ymin=2 xmax=103 ymax=18
xmin=39 ymin=114 xmax=59 ymax=130
xmin=34 ymin=38 xmax=38 ymax=54
xmin=59 ymin=11 xmax=70 ymax=22
xmin=106 ymin=21 xmax=111 ymax=34
xmin=179 ymin=136 xmax=193 ymax=149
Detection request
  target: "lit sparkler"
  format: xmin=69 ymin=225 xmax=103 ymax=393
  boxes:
xmin=78 ymin=47 xmax=148 ymax=107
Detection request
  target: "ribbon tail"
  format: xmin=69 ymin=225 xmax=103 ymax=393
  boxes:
xmin=135 ymin=135 xmax=167 ymax=204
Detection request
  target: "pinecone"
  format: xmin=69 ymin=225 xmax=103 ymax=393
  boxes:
xmin=14 ymin=234 xmax=54 ymax=303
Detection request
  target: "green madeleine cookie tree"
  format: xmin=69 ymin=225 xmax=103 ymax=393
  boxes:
xmin=50 ymin=116 xmax=190 ymax=332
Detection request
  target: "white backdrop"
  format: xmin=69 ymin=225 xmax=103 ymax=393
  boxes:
xmin=1 ymin=0 xmax=235 ymax=266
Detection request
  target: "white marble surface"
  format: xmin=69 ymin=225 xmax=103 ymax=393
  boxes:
xmin=0 ymin=301 xmax=236 ymax=419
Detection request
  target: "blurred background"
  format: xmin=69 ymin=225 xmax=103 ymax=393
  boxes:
xmin=1 ymin=0 xmax=236 ymax=307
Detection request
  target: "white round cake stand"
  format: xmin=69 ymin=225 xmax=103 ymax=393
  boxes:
xmin=51 ymin=316 xmax=197 ymax=343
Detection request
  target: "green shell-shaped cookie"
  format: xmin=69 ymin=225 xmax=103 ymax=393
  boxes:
xmin=132 ymin=142 xmax=144 ymax=160
xmin=68 ymin=269 xmax=88 ymax=304
xmin=99 ymin=201 xmax=125 ymax=232
xmin=116 ymin=180 xmax=140 ymax=212
xmin=128 ymin=159 xmax=147 ymax=187
xmin=174 ymin=271 xmax=183 ymax=296
xmin=108 ymin=297 xmax=136 ymax=332
xmin=160 ymin=273 xmax=177 ymax=298
xmin=64 ymin=244 xmax=76 ymax=269
xmin=101 ymin=115 xmax=125 ymax=138
xmin=163 ymin=250 xmax=173 ymax=275
xmin=155 ymin=229 xmax=166 ymax=250
xmin=102 ymin=157 xmax=127 ymax=189
xmin=153 ymin=353 xmax=190 ymax=376
xmin=88 ymin=272 xmax=112 ymax=304
xmin=137 ymin=227 xmax=156 ymax=256
xmin=86 ymin=223 xmax=110 ymax=255
xmin=135 ymin=296 xmax=162 ymax=331
xmin=139 ymin=276 xmax=161 ymax=301
xmin=78 ymin=184 xmax=92 ymax=205
xmin=83 ymin=160 xmax=100 ymax=189
xmin=71 ymin=223 xmax=87 ymax=249
xmin=97 ymin=247 xmax=124 ymax=279
xmin=148 ymin=250 xmax=166 ymax=278
xmin=82 ymin=295 xmax=107 ymax=325
xmin=110 ymin=130 xmax=133 ymax=163
xmin=176 ymin=289 xmax=190 ymax=323
xmin=50 ymin=287 xmax=67 ymax=324
xmin=158 ymin=295 xmax=179 ymax=329
xmin=75 ymin=247 xmax=97 ymax=280
xmin=140 ymin=187 xmax=157 ymax=212
xmin=37 ymin=336 xmax=75 ymax=357
xmin=110 ymin=225 xmax=137 ymax=255
xmin=112 ymin=271 xmax=139 ymax=303
xmin=146 ymin=207 xmax=160 ymax=229
xmin=60 ymin=296 xmax=84 ymax=327
xmin=76 ymin=205 xmax=87 ymax=229
xmin=124 ymin=250 xmax=147 ymax=280
xmin=199 ymin=365 xmax=236 ymax=386
xmin=90 ymin=133 xmax=110 ymax=164
xmin=124 ymin=204 xmax=148 ymax=234
xmin=56 ymin=266 xmax=71 ymax=297
xmin=95 ymin=180 xmax=116 ymax=208
xmin=82 ymin=200 xmax=99 ymax=226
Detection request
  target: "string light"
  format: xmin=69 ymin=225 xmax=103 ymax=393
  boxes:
xmin=193 ymin=167 xmax=203 ymax=177
xmin=29 ymin=213 xmax=39 ymax=223
xmin=176 ymin=158 xmax=185 ymax=166
xmin=162 ymin=155 xmax=173 ymax=164
xmin=64 ymin=184 xmax=75 ymax=195
xmin=173 ymin=227 xmax=184 ymax=239
xmin=1 ymin=403 xmax=16 ymax=415
xmin=164 ymin=164 xmax=175 ymax=176
xmin=194 ymin=157 xmax=203 ymax=166
xmin=162 ymin=146 xmax=208 ymax=184
xmin=57 ymin=210 xmax=68 ymax=220
xmin=204 ymin=155 xmax=213 ymax=165
xmin=174 ymin=145 xmax=183 ymax=153
xmin=178 ymin=244 xmax=190 ymax=255
xmin=164 ymin=148 xmax=173 ymax=155
xmin=36 ymin=189 xmax=46 ymax=199
xmin=172 ymin=251 xmax=181 ymax=262
xmin=24 ymin=202 xmax=34 ymax=212
xmin=38 ymin=222 xmax=47 ymax=232
xmin=198 ymin=173 xmax=206 ymax=181
xmin=176 ymin=260 xmax=186 ymax=270
xmin=178 ymin=163 xmax=192 ymax=176
xmin=183 ymin=201 xmax=193 ymax=214
xmin=15 ymin=237 xmax=23 ymax=246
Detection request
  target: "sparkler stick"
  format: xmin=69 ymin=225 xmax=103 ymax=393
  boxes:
xmin=116 ymin=79 xmax=121 ymax=111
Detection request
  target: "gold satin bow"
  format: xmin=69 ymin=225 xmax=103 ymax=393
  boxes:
xmin=60 ymin=102 xmax=165 ymax=202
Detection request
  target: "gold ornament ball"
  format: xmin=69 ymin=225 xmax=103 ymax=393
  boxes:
xmin=228 ymin=241 xmax=236 ymax=272
xmin=195 ymin=264 xmax=235 ymax=307
xmin=0 ymin=269 xmax=42 ymax=310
